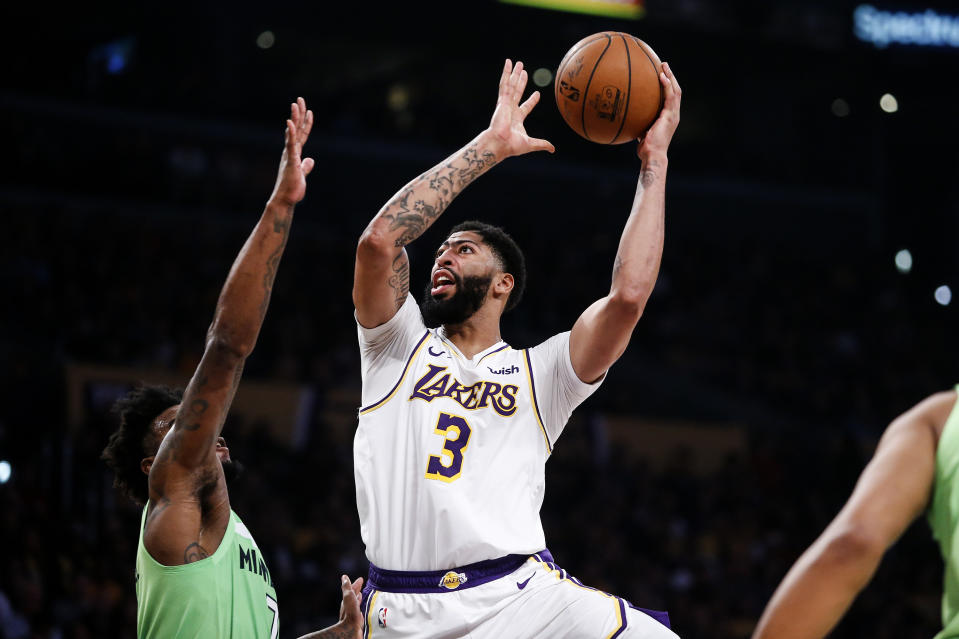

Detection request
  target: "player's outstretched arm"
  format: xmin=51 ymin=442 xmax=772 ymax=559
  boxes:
xmin=569 ymin=63 xmax=680 ymax=383
xmin=149 ymin=100 xmax=314 ymax=499
xmin=353 ymin=59 xmax=554 ymax=329
xmin=296 ymin=575 xmax=365 ymax=639
xmin=751 ymin=391 xmax=955 ymax=639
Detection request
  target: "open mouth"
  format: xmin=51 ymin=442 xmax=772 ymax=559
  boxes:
xmin=431 ymin=269 xmax=456 ymax=296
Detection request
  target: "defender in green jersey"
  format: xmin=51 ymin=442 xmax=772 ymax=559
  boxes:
xmin=752 ymin=387 xmax=959 ymax=639
xmin=102 ymin=99 xmax=364 ymax=639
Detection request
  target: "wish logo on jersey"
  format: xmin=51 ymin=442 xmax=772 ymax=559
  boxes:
xmin=409 ymin=365 xmax=518 ymax=416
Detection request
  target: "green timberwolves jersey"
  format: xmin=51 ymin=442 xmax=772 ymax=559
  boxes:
xmin=929 ymin=385 xmax=959 ymax=639
xmin=136 ymin=507 xmax=279 ymax=638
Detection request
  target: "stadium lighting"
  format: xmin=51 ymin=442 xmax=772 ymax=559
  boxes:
xmin=0 ymin=461 xmax=10 ymax=484
xmin=894 ymin=249 xmax=913 ymax=273
xmin=532 ymin=68 xmax=553 ymax=88
xmin=831 ymin=98 xmax=850 ymax=117
xmin=880 ymin=93 xmax=899 ymax=113
xmin=934 ymin=285 xmax=952 ymax=306
xmin=256 ymin=31 xmax=275 ymax=50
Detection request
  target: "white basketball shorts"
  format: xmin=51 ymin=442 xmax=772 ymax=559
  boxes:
xmin=359 ymin=550 xmax=678 ymax=639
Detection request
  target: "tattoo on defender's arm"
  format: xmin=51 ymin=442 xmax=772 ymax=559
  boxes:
xmin=380 ymin=144 xmax=497 ymax=248
xmin=180 ymin=399 xmax=209 ymax=431
xmin=259 ymin=211 xmax=294 ymax=317
xmin=183 ymin=542 xmax=210 ymax=563
xmin=232 ymin=360 xmax=245 ymax=391
xmin=146 ymin=495 xmax=171 ymax=524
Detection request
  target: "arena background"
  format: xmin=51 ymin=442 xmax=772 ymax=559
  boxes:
xmin=1 ymin=0 xmax=957 ymax=636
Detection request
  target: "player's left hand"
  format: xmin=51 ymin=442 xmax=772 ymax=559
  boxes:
xmin=270 ymin=97 xmax=315 ymax=206
xmin=637 ymin=62 xmax=681 ymax=158
xmin=337 ymin=574 xmax=364 ymax=637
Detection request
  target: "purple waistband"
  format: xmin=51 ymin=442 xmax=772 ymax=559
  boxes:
xmin=366 ymin=550 xmax=551 ymax=594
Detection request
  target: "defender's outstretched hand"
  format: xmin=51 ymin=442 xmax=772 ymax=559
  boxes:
xmin=338 ymin=574 xmax=364 ymax=632
xmin=487 ymin=59 xmax=555 ymax=158
xmin=295 ymin=575 xmax=364 ymax=639
xmin=271 ymin=97 xmax=315 ymax=206
xmin=637 ymin=62 xmax=681 ymax=158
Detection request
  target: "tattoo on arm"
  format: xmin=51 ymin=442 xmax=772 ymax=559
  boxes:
xmin=389 ymin=253 xmax=410 ymax=310
xmin=231 ymin=360 xmax=246 ymax=391
xmin=183 ymin=542 xmax=210 ymax=563
xmin=612 ymin=255 xmax=624 ymax=279
xmin=180 ymin=399 xmax=209 ymax=431
xmin=640 ymin=158 xmax=660 ymax=189
xmin=259 ymin=211 xmax=294 ymax=318
xmin=146 ymin=496 xmax=171 ymax=524
xmin=167 ymin=429 xmax=184 ymax=462
xmin=380 ymin=144 xmax=497 ymax=248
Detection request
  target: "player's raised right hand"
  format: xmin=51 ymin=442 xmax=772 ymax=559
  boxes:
xmin=485 ymin=59 xmax=555 ymax=158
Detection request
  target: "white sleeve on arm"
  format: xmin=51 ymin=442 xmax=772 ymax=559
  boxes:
xmin=527 ymin=331 xmax=605 ymax=447
xmin=356 ymin=294 xmax=428 ymax=408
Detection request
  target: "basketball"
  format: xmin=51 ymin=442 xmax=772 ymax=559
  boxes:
xmin=554 ymin=32 xmax=664 ymax=144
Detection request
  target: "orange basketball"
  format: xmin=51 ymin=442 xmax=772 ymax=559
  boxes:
xmin=554 ymin=32 xmax=664 ymax=144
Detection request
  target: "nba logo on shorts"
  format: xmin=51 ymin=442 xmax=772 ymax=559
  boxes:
xmin=378 ymin=607 xmax=388 ymax=628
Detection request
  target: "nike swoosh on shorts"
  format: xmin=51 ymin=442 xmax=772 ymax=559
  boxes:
xmin=516 ymin=574 xmax=534 ymax=590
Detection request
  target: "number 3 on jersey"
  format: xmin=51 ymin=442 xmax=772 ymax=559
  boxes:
xmin=425 ymin=413 xmax=472 ymax=482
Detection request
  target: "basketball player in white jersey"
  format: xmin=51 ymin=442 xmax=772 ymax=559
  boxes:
xmin=351 ymin=59 xmax=682 ymax=638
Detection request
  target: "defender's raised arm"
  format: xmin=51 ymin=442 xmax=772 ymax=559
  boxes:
xmin=353 ymin=60 xmax=553 ymax=329
xmin=143 ymin=99 xmax=314 ymax=564
xmin=155 ymin=99 xmax=313 ymax=474
xmin=569 ymin=63 xmax=681 ymax=383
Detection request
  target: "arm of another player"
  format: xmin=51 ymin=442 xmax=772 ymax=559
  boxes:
xmin=353 ymin=59 xmax=554 ymax=329
xmin=569 ymin=63 xmax=681 ymax=383
xmin=296 ymin=575 xmax=365 ymax=639
xmin=751 ymin=390 xmax=956 ymax=639
xmin=150 ymin=100 xmax=314 ymax=488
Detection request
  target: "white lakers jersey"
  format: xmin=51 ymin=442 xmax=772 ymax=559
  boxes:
xmin=355 ymin=294 xmax=603 ymax=571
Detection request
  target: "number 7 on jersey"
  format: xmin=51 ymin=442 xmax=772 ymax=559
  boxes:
xmin=425 ymin=413 xmax=473 ymax=482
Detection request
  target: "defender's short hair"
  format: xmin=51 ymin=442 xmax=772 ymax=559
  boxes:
xmin=101 ymin=384 xmax=182 ymax=506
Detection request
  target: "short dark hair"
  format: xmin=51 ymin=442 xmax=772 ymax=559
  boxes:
xmin=101 ymin=384 xmax=182 ymax=506
xmin=449 ymin=220 xmax=526 ymax=312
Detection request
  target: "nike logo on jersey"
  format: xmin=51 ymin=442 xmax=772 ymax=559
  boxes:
xmin=517 ymin=574 xmax=534 ymax=590
xmin=410 ymin=364 xmax=519 ymax=416
xmin=428 ymin=346 xmax=446 ymax=358
xmin=488 ymin=365 xmax=520 ymax=375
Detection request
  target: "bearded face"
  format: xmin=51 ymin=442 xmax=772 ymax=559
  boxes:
xmin=420 ymin=270 xmax=493 ymax=327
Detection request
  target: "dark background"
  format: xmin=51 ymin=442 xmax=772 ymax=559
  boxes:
xmin=1 ymin=0 xmax=957 ymax=637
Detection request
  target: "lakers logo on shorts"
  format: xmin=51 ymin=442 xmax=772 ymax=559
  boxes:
xmin=438 ymin=571 xmax=468 ymax=590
